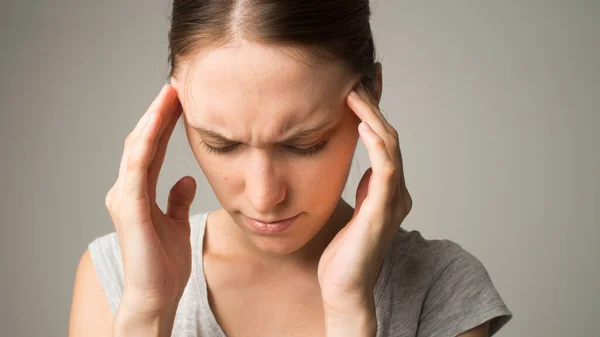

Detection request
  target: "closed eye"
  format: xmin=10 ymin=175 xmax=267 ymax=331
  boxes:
xmin=200 ymin=140 xmax=329 ymax=157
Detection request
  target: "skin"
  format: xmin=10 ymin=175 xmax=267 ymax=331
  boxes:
xmin=169 ymin=38 xmax=489 ymax=336
xmin=171 ymin=39 xmax=368 ymax=269
xmin=171 ymin=39 xmax=378 ymax=336
xmin=69 ymin=38 xmax=490 ymax=337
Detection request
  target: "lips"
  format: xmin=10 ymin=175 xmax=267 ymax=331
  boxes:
xmin=244 ymin=213 xmax=302 ymax=234
xmin=247 ymin=214 xmax=300 ymax=224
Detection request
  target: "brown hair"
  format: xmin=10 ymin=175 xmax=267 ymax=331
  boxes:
xmin=166 ymin=0 xmax=378 ymax=91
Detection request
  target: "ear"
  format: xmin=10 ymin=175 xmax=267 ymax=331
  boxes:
xmin=371 ymin=62 xmax=383 ymax=104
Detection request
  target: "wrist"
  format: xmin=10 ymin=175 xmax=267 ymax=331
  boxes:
xmin=323 ymin=302 xmax=377 ymax=337
xmin=113 ymin=312 xmax=172 ymax=337
xmin=119 ymin=287 xmax=183 ymax=317
xmin=114 ymin=296 xmax=179 ymax=337
xmin=322 ymin=290 xmax=376 ymax=317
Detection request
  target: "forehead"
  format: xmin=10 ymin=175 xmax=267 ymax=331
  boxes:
xmin=178 ymin=41 xmax=355 ymax=132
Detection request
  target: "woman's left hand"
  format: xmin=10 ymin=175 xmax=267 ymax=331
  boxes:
xmin=318 ymin=81 xmax=413 ymax=315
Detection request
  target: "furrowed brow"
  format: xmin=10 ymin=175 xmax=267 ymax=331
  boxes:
xmin=196 ymin=128 xmax=233 ymax=142
xmin=196 ymin=120 xmax=335 ymax=143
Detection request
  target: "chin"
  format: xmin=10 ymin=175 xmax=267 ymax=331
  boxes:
xmin=249 ymin=238 xmax=307 ymax=257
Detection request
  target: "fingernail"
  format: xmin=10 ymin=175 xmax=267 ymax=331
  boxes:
xmin=349 ymin=90 xmax=359 ymax=101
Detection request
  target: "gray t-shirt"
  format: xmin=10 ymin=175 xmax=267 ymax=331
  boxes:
xmin=89 ymin=211 xmax=512 ymax=336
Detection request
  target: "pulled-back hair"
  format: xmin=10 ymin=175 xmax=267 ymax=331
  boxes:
xmin=167 ymin=0 xmax=378 ymax=91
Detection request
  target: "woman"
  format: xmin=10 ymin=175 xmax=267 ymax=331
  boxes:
xmin=69 ymin=1 xmax=512 ymax=336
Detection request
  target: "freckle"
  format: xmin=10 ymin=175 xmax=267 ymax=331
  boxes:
xmin=224 ymin=176 xmax=228 ymax=181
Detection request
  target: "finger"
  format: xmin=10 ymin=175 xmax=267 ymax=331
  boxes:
xmin=117 ymin=84 xmax=174 ymax=195
xmin=118 ymin=84 xmax=170 ymax=182
xmin=115 ymin=112 xmax=151 ymax=198
xmin=112 ymin=112 xmax=161 ymax=249
xmin=351 ymin=83 xmax=412 ymax=231
xmin=354 ymin=167 xmax=372 ymax=213
xmin=347 ymin=85 xmax=398 ymax=161
xmin=348 ymin=82 xmax=406 ymax=193
xmin=166 ymin=176 xmax=197 ymax=221
xmin=353 ymin=82 xmax=394 ymax=133
xmin=356 ymin=82 xmax=388 ymax=124
xmin=122 ymin=106 xmax=161 ymax=201
xmin=357 ymin=121 xmax=396 ymax=221
xmin=147 ymin=93 xmax=182 ymax=202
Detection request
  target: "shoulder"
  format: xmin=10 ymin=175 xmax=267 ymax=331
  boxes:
xmin=387 ymin=228 xmax=474 ymax=282
xmin=383 ymin=228 xmax=513 ymax=336
xmin=385 ymin=227 xmax=501 ymax=299
xmin=393 ymin=227 xmax=467 ymax=257
xmin=86 ymin=231 xmax=123 ymax=314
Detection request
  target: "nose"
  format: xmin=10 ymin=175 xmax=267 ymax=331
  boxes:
xmin=245 ymin=151 xmax=287 ymax=214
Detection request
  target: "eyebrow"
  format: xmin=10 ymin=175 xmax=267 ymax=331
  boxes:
xmin=195 ymin=119 xmax=335 ymax=144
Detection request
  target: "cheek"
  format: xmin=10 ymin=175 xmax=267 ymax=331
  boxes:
xmin=186 ymin=135 xmax=234 ymax=187
xmin=198 ymin=158 xmax=234 ymax=185
xmin=297 ymin=137 xmax=356 ymax=188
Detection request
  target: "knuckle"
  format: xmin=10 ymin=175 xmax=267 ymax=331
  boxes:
xmin=168 ymin=193 xmax=188 ymax=209
xmin=124 ymin=133 xmax=133 ymax=148
xmin=387 ymin=130 xmax=399 ymax=146
xmin=126 ymin=152 xmax=144 ymax=171
xmin=106 ymin=185 xmax=121 ymax=211
xmin=373 ymin=137 xmax=387 ymax=151
xmin=389 ymin=127 xmax=399 ymax=141
xmin=386 ymin=135 xmax=398 ymax=149
xmin=105 ymin=190 xmax=113 ymax=210
xmin=382 ymin=163 xmax=397 ymax=179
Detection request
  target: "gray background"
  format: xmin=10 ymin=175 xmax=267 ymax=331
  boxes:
xmin=1 ymin=1 xmax=598 ymax=336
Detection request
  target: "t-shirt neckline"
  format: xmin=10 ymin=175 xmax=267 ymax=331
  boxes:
xmin=193 ymin=211 xmax=396 ymax=335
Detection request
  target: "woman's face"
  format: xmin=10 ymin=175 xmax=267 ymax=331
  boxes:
xmin=172 ymin=40 xmax=374 ymax=256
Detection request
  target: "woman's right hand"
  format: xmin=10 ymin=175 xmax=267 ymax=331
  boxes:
xmin=104 ymin=83 xmax=197 ymax=317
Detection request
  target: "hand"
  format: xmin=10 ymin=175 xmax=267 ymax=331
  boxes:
xmin=104 ymin=83 xmax=197 ymax=316
xmin=318 ymin=81 xmax=412 ymax=314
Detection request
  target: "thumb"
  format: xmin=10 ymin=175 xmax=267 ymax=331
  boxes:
xmin=166 ymin=176 xmax=197 ymax=221
xmin=354 ymin=167 xmax=373 ymax=216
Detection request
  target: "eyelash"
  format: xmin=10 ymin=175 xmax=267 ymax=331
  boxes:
xmin=200 ymin=140 xmax=329 ymax=157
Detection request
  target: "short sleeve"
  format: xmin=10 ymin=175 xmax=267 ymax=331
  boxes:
xmin=87 ymin=232 xmax=125 ymax=315
xmin=416 ymin=241 xmax=512 ymax=337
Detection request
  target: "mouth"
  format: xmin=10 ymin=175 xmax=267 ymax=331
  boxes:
xmin=244 ymin=213 xmax=302 ymax=234
xmin=247 ymin=213 xmax=300 ymax=224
